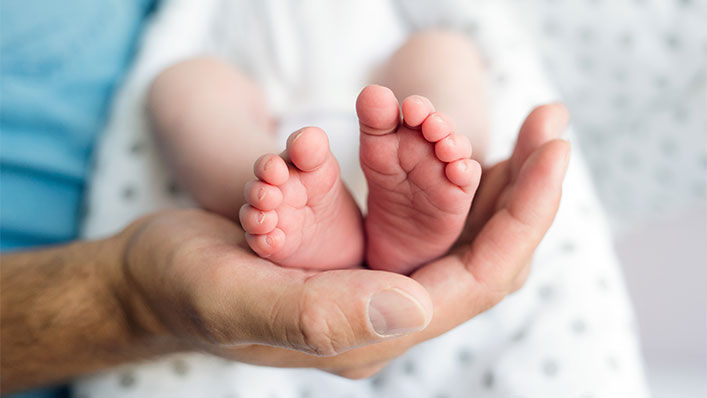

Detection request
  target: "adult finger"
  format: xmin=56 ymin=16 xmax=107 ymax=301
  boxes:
xmin=463 ymin=139 xmax=570 ymax=294
xmin=410 ymin=139 xmax=569 ymax=336
xmin=509 ymin=103 xmax=569 ymax=182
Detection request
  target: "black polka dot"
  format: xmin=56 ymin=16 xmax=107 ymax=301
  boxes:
xmin=542 ymin=359 xmax=559 ymax=377
xmin=560 ymin=241 xmax=576 ymax=253
xmin=538 ymin=284 xmax=556 ymax=300
xmin=118 ymin=372 xmax=136 ymax=388
xmin=298 ymin=389 xmax=311 ymax=398
xmin=578 ymin=27 xmax=594 ymax=42
xmin=666 ymin=33 xmax=681 ymax=50
xmin=654 ymin=75 xmax=669 ymax=89
xmin=659 ymin=138 xmax=678 ymax=156
xmin=612 ymin=94 xmax=629 ymax=109
xmin=577 ymin=55 xmax=594 ymax=72
xmin=618 ymin=32 xmax=634 ymax=49
xmin=172 ymin=358 xmax=189 ymax=376
xmin=402 ymin=359 xmax=416 ymax=375
xmin=614 ymin=68 xmax=628 ymax=82
xmin=571 ymin=319 xmax=588 ymax=334
xmin=597 ymin=277 xmax=610 ymax=291
xmin=167 ymin=181 xmax=181 ymax=197
xmin=482 ymin=370 xmax=495 ymax=389
xmin=543 ymin=19 xmax=561 ymax=36
xmin=457 ymin=348 xmax=473 ymax=365
xmin=653 ymin=167 xmax=675 ymax=185
xmin=620 ymin=152 xmax=641 ymax=170
xmin=510 ymin=327 xmax=528 ymax=342
xmin=463 ymin=21 xmax=479 ymax=36
xmin=122 ymin=185 xmax=137 ymax=200
xmin=699 ymin=152 xmax=707 ymax=170
xmin=436 ymin=16 xmax=453 ymax=29
xmin=579 ymin=203 xmax=593 ymax=215
xmin=607 ymin=356 xmax=620 ymax=370
xmin=673 ymin=107 xmax=688 ymax=123
xmin=129 ymin=141 xmax=145 ymax=155
xmin=371 ymin=374 xmax=386 ymax=389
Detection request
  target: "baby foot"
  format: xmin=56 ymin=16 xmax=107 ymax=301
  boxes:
xmin=240 ymin=127 xmax=364 ymax=270
xmin=357 ymin=85 xmax=482 ymax=274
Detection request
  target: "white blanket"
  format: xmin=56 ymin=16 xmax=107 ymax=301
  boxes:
xmin=77 ymin=1 xmax=650 ymax=397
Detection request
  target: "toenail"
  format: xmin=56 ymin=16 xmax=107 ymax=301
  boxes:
xmin=292 ymin=130 xmax=304 ymax=142
xmin=460 ymin=160 xmax=468 ymax=170
xmin=263 ymin=157 xmax=272 ymax=171
xmin=257 ymin=188 xmax=265 ymax=201
xmin=257 ymin=212 xmax=265 ymax=224
xmin=265 ymin=235 xmax=274 ymax=247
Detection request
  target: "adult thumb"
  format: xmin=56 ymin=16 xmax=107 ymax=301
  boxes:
xmin=234 ymin=267 xmax=433 ymax=357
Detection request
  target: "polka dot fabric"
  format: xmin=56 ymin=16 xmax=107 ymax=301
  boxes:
xmin=77 ymin=0 xmax=651 ymax=397
xmin=515 ymin=0 xmax=707 ymax=233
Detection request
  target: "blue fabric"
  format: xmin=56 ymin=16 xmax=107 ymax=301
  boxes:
xmin=0 ymin=0 xmax=155 ymax=251
xmin=0 ymin=0 xmax=156 ymax=396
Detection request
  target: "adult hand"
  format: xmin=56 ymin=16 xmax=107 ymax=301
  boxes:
xmin=0 ymin=103 xmax=568 ymax=394
xmin=120 ymin=104 xmax=570 ymax=378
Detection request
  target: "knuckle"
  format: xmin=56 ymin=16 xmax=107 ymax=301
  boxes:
xmin=293 ymin=283 xmax=357 ymax=357
xmin=297 ymin=301 xmax=339 ymax=357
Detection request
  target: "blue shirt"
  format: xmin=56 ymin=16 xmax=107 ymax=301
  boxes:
xmin=1 ymin=0 xmax=155 ymax=250
xmin=1 ymin=0 xmax=155 ymax=396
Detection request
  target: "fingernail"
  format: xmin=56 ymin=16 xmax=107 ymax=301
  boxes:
xmin=292 ymin=130 xmax=304 ymax=143
xmin=368 ymin=289 xmax=429 ymax=337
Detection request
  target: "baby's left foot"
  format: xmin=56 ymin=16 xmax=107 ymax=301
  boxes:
xmin=357 ymin=85 xmax=482 ymax=274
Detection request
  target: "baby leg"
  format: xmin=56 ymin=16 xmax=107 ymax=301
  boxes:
xmin=375 ymin=29 xmax=489 ymax=163
xmin=148 ymin=57 xmax=278 ymax=217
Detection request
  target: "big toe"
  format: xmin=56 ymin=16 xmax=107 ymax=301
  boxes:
xmin=356 ymin=85 xmax=400 ymax=136
xmin=286 ymin=127 xmax=330 ymax=172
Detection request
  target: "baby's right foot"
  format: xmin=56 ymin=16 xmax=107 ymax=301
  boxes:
xmin=240 ymin=127 xmax=364 ymax=270
xmin=357 ymin=85 xmax=482 ymax=274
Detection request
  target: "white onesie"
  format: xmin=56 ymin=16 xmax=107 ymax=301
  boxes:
xmin=76 ymin=1 xmax=650 ymax=397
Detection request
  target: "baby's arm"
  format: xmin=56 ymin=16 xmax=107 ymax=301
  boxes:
xmin=147 ymin=57 xmax=277 ymax=217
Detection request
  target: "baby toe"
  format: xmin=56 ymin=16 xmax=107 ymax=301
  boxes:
xmin=445 ymin=158 xmax=481 ymax=190
xmin=401 ymin=95 xmax=435 ymax=127
xmin=435 ymin=133 xmax=472 ymax=162
xmin=356 ymin=85 xmax=400 ymax=136
xmin=421 ymin=112 xmax=455 ymax=142
xmin=286 ymin=127 xmax=330 ymax=172
xmin=254 ymin=154 xmax=289 ymax=186
xmin=245 ymin=228 xmax=286 ymax=258
xmin=243 ymin=180 xmax=283 ymax=211
xmin=239 ymin=205 xmax=278 ymax=234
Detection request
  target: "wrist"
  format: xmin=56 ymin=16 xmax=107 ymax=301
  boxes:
xmin=106 ymin=215 xmax=185 ymax=354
